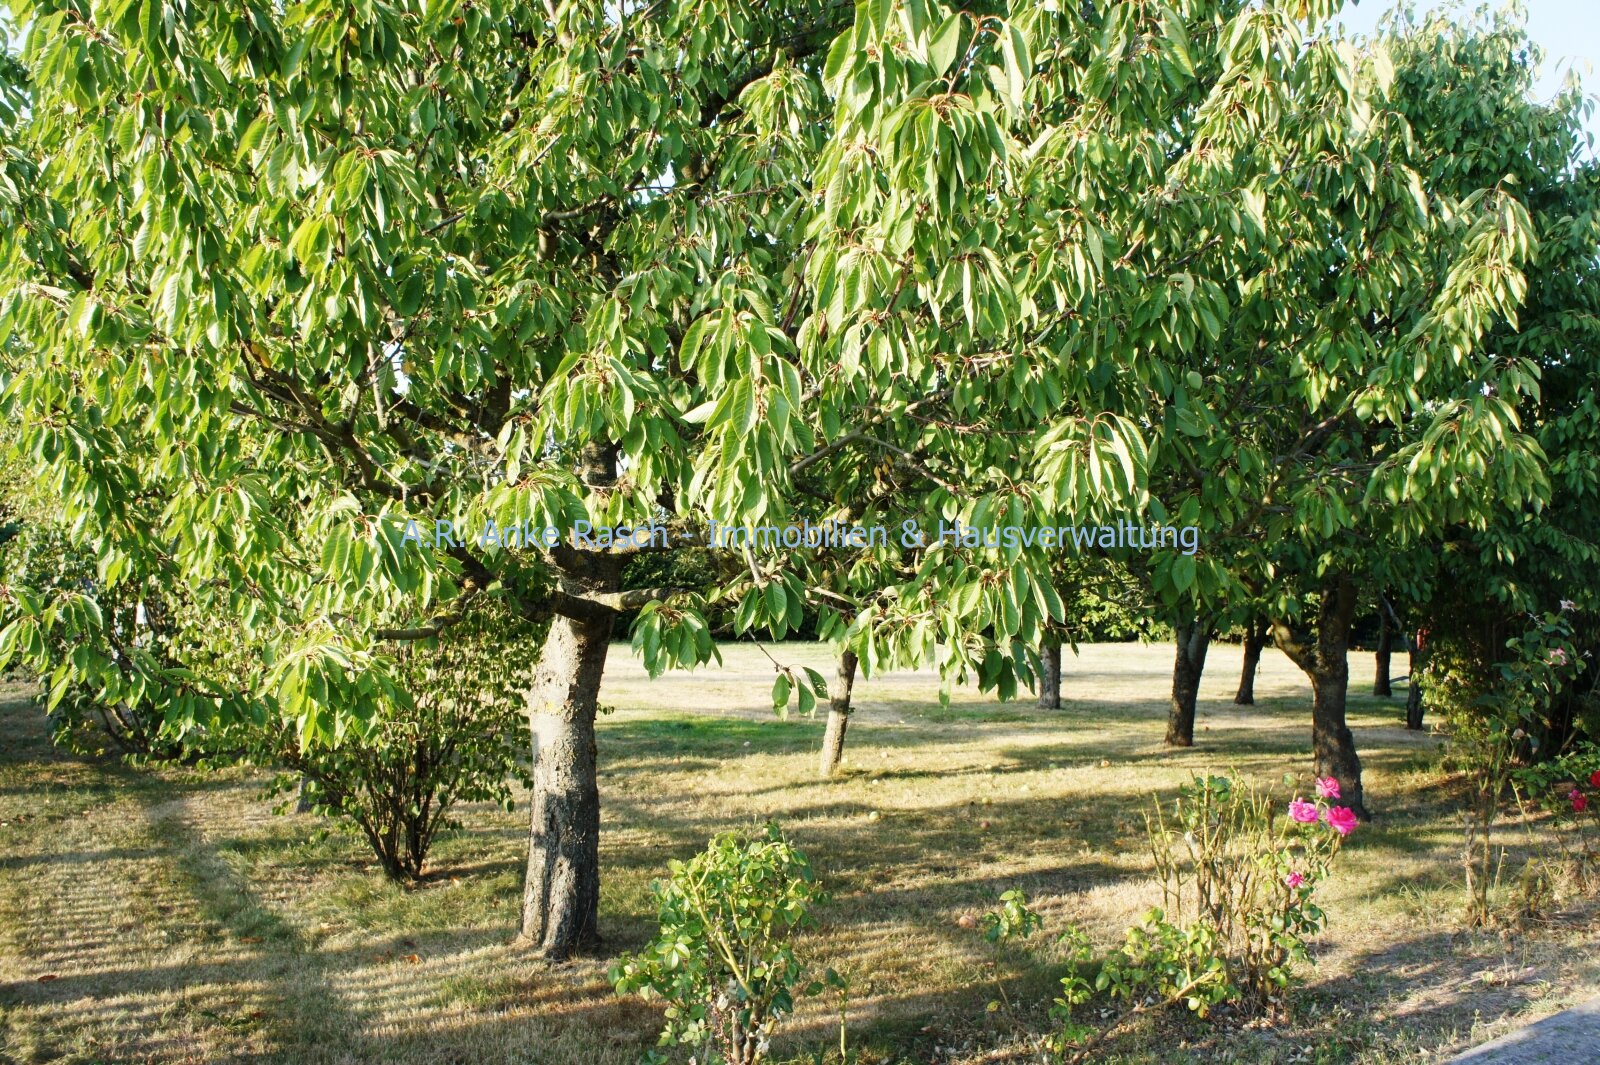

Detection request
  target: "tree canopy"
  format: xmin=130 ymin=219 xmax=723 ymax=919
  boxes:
xmin=0 ymin=0 xmax=1588 ymax=954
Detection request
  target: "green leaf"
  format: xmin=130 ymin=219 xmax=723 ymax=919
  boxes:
xmin=929 ymin=14 xmax=963 ymax=76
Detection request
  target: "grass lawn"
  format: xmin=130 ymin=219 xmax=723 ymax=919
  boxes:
xmin=1 ymin=641 xmax=1597 ymax=1064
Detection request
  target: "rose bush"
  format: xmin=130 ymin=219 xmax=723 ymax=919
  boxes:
xmin=1050 ymin=774 xmax=1356 ymax=1058
xmin=1514 ymin=744 xmax=1600 ymax=893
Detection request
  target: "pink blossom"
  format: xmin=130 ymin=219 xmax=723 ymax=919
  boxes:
xmin=1325 ymin=806 xmax=1359 ymax=836
xmin=1589 ymin=769 xmax=1600 ymax=790
xmin=1571 ymin=789 xmax=1589 ymax=814
xmin=1284 ymin=871 xmax=1305 ymax=888
xmin=1549 ymin=648 xmax=1569 ymax=666
xmin=1315 ymin=777 xmax=1341 ymax=800
xmin=1288 ymin=798 xmax=1320 ymax=824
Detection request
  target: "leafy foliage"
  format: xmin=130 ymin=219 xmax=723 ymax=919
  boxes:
xmin=1433 ymin=610 xmax=1589 ymax=924
xmin=1390 ymin=7 xmax=1600 ymax=754
xmin=1048 ymin=910 xmax=1233 ymax=1061
xmin=0 ymin=0 xmax=1595 ymax=986
xmin=1147 ymin=774 xmax=1348 ymax=1009
xmin=0 ymin=462 xmax=199 ymax=759
xmin=980 ymin=887 xmax=1042 ymax=945
xmin=1047 ymin=774 xmax=1351 ymax=1057
xmin=611 ymin=823 xmax=825 ymax=1065
xmin=0 ymin=0 xmax=1564 ymax=741
xmin=1514 ymin=744 xmax=1600 ymax=895
xmin=259 ymin=597 xmax=541 ymax=880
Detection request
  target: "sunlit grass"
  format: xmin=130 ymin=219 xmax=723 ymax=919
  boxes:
xmin=1 ymin=641 xmax=1596 ymax=1063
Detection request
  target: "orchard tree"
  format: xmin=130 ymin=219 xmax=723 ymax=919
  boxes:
xmin=1371 ymin=592 xmax=1394 ymax=697
xmin=0 ymin=0 xmax=1149 ymax=960
xmin=0 ymin=0 xmax=1554 ymax=956
xmin=827 ymin=0 xmax=1536 ymax=793
xmin=1113 ymin=25 xmax=1554 ymax=823
xmin=1388 ymin=8 xmax=1600 ymax=753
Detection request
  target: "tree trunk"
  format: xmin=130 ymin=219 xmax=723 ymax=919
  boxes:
xmin=818 ymin=649 xmax=858 ymax=778
xmin=1165 ymin=614 xmax=1212 ymax=747
xmin=518 ymin=440 xmax=620 ymax=959
xmin=1272 ymin=575 xmax=1368 ymax=820
xmin=1234 ymin=618 xmax=1266 ymax=706
xmin=519 ymin=609 xmax=612 ymax=957
xmin=1405 ymin=629 xmax=1426 ymax=731
xmin=1373 ymin=606 xmax=1393 ymax=697
xmin=1037 ymin=635 xmax=1062 ymax=710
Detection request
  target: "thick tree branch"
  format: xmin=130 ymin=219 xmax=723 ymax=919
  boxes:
xmin=551 ymin=585 xmax=693 ymax=621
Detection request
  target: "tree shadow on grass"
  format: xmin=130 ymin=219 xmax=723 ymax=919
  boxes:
xmin=0 ymin=698 xmax=654 ymax=1065
xmin=1290 ymin=916 xmax=1600 ymax=1061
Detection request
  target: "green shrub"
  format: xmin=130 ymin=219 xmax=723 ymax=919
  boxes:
xmin=1049 ymin=909 xmax=1233 ymax=1062
xmin=259 ymin=598 xmax=540 ymax=881
xmin=1425 ymin=607 xmax=1599 ymax=767
xmin=1439 ymin=611 xmax=1588 ymax=923
xmin=612 ymin=823 xmax=826 ymax=1065
xmin=981 ymin=887 xmax=1043 ymax=945
xmin=1 ymin=493 xmax=539 ymax=883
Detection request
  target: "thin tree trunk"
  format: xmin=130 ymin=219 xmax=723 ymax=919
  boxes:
xmin=1037 ymin=634 xmax=1062 ymax=710
xmin=1272 ymin=575 xmax=1368 ymax=820
xmin=519 ymin=609 xmax=612 ymax=957
xmin=1373 ymin=606 xmax=1393 ymax=697
xmin=1234 ymin=618 xmax=1266 ymax=706
xmin=1165 ymin=613 xmax=1212 ymax=747
xmin=818 ymin=649 xmax=858 ymax=778
xmin=1405 ymin=629 xmax=1426 ymax=730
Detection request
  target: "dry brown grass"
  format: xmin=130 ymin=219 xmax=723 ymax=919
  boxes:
xmin=1 ymin=641 xmax=1597 ymax=1064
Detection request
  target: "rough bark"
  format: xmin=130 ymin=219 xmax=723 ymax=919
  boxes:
xmin=1373 ymin=605 xmax=1393 ymax=697
xmin=1234 ymin=618 xmax=1266 ymax=706
xmin=1271 ymin=574 xmax=1368 ymax=820
xmin=518 ymin=440 xmax=622 ymax=958
xmin=519 ymin=609 xmax=612 ymax=957
xmin=818 ymin=648 xmax=858 ymax=778
xmin=1165 ymin=613 xmax=1212 ymax=747
xmin=1037 ymin=634 xmax=1063 ymax=710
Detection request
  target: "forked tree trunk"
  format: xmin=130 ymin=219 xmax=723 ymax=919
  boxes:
xmin=1037 ymin=634 xmax=1062 ymax=710
xmin=519 ymin=609 xmax=612 ymax=957
xmin=1234 ymin=618 xmax=1266 ymax=706
xmin=1165 ymin=613 xmax=1212 ymax=747
xmin=1272 ymin=574 xmax=1369 ymax=820
xmin=818 ymin=649 xmax=858 ymax=778
xmin=1373 ymin=606 xmax=1393 ymax=697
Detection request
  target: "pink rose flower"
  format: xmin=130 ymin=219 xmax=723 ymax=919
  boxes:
xmin=1325 ymin=806 xmax=1358 ymax=836
xmin=1284 ymin=871 xmax=1305 ymax=888
xmin=1571 ymin=789 xmax=1589 ymax=814
xmin=1316 ymin=777 xmax=1341 ymax=800
xmin=1288 ymin=798 xmax=1319 ymax=824
xmin=1549 ymin=648 xmax=1568 ymax=666
xmin=1589 ymin=769 xmax=1600 ymax=789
